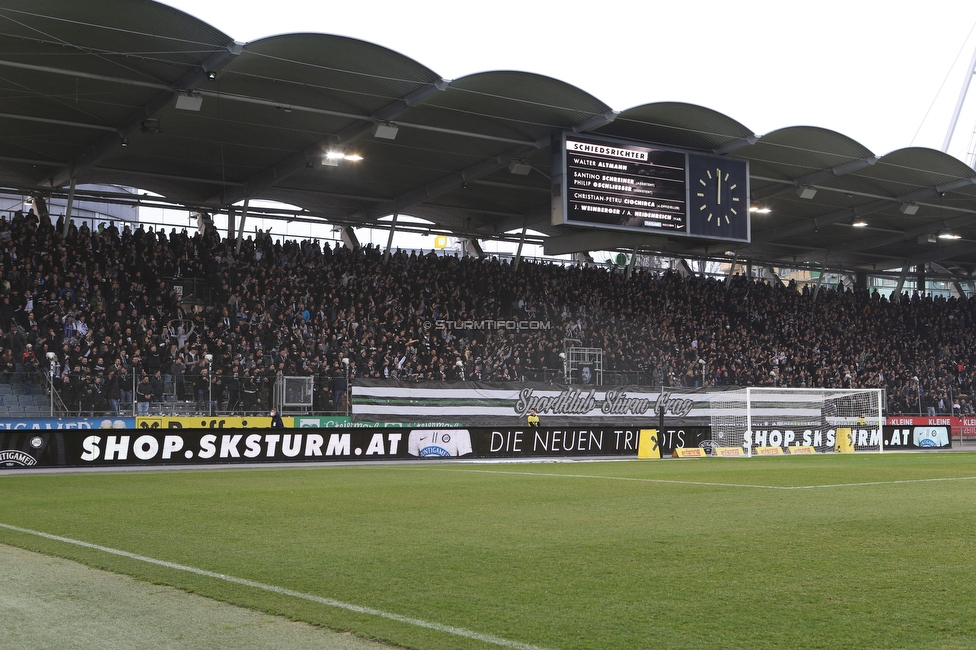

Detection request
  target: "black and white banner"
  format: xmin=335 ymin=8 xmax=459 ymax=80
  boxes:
xmin=353 ymin=380 xmax=708 ymax=425
xmin=882 ymin=425 xmax=952 ymax=449
xmin=1 ymin=426 xmax=676 ymax=467
xmin=2 ymin=425 xmax=948 ymax=469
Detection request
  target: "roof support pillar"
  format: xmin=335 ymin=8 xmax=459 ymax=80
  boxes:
xmin=725 ymin=252 xmax=739 ymax=288
xmin=573 ymin=252 xmax=594 ymax=266
xmin=951 ymin=280 xmax=966 ymax=298
xmin=465 ymin=239 xmax=484 ymax=258
xmin=235 ymin=199 xmax=249 ymax=256
xmin=761 ymin=266 xmax=784 ymax=286
xmin=383 ymin=210 xmax=399 ymax=264
xmin=725 ymin=252 xmax=739 ymax=284
xmin=341 ymin=226 xmax=360 ymax=251
xmin=226 ymin=207 xmax=235 ymax=244
xmin=812 ymin=262 xmax=828 ymax=301
xmin=894 ymin=262 xmax=912 ymax=299
xmin=62 ymin=179 xmax=76 ymax=237
xmin=625 ymin=249 xmax=638 ymax=279
xmin=513 ymin=222 xmax=527 ymax=272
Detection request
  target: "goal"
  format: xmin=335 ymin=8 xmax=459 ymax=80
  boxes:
xmin=708 ymin=388 xmax=884 ymax=456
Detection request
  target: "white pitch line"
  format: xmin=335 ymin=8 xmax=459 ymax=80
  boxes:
xmin=444 ymin=468 xmax=976 ymax=490
xmin=0 ymin=522 xmax=550 ymax=650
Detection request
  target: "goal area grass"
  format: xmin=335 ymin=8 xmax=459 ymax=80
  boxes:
xmin=2 ymin=453 xmax=976 ymax=650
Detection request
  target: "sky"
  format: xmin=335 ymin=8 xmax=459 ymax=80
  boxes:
xmin=158 ymin=0 xmax=976 ymax=164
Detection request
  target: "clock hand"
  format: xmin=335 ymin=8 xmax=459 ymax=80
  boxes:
xmin=716 ymin=169 xmax=721 ymax=205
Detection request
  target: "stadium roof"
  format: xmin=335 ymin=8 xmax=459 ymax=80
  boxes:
xmin=3 ymin=0 xmax=976 ymax=281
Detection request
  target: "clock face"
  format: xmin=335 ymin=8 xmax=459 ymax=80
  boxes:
xmin=695 ymin=167 xmax=742 ymax=227
xmin=688 ymin=154 xmax=749 ymax=241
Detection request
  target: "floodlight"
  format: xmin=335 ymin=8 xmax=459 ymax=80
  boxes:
xmin=796 ymin=186 xmax=817 ymax=200
xmin=175 ymin=91 xmax=203 ymax=111
xmin=372 ymin=122 xmax=399 ymax=140
xmin=508 ymin=159 xmax=532 ymax=175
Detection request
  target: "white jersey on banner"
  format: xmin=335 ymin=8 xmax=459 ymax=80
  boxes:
xmin=408 ymin=429 xmax=472 ymax=457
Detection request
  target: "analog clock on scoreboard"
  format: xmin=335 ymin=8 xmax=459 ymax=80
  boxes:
xmin=687 ymin=153 xmax=749 ymax=241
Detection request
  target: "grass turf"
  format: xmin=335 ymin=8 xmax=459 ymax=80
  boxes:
xmin=2 ymin=453 xmax=976 ymax=649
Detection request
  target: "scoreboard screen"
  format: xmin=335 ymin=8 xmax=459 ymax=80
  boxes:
xmin=552 ymin=133 xmax=750 ymax=243
xmin=564 ymin=138 xmax=686 ymax=231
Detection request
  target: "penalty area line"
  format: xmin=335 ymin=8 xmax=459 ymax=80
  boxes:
xmin=0 ymin=522 xmax=550 ymax=650
xmin=444 ymin=469 xmax=976 ymax=490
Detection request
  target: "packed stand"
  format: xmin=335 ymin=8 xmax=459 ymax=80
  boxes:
xmin=0 ymin=208 xmax=973 ymax=417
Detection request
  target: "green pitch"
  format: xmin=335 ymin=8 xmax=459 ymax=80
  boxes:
xmin=2 ymin=453 xmax=976 ymax=650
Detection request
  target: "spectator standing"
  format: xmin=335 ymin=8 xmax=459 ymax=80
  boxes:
xmin=270 ymin=408 xmax=284 ymax=428
xmin=136 ymin=375 xmax=152 ymax=415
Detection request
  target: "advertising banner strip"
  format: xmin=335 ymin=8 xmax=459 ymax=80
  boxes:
xmin=713 ymin=447 xmax=745 ymax=457
xmin=136 ymin=417 xmax=275 ymax=429
xmin=885 ymin=416 xmax=976 ymax=439
xmin=0 ymin=426 xmax=675 ymax=468
xmin=292 ymin=417 xmax=463 ymax=429
xmin=0 ymin=418 xmax=135 ymax=430
xmin=788 ymin=446 xmax=817 ymax=455
xmin=883 ymin=426 xmax=951 ymax=449
xmin=1 ymin=425 xmax=951 ymax=469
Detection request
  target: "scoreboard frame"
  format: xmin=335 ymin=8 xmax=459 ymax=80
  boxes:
xmin=551 ymin=132 xmax=751 ymax=243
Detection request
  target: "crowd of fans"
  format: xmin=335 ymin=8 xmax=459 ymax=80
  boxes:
xmin=0 ymin=207 xmax=973 ymax=417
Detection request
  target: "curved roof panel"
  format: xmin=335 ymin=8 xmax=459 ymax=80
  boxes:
xmin=229 ymin=34 xmax=442 ymax=115
xmin=744 ymin=126 xmax=875 ymax=178
xmin=871 ymin=147 xmax=976 ymax=189
xmin=444 ymin=71 xmax=612 ymax=126
xmin=595 ymin=102 xmax=754 ymax=151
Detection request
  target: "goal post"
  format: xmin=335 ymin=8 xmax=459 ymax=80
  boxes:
xmin=708 ymin=388 xmax=885 ymax=456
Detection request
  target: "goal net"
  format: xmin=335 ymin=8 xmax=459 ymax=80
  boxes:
xmin=708 ymin=388 xmax=884 ymax=456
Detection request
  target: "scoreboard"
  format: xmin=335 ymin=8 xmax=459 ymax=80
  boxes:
xmin=552 ymin=133 xmax=750 ymax=243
